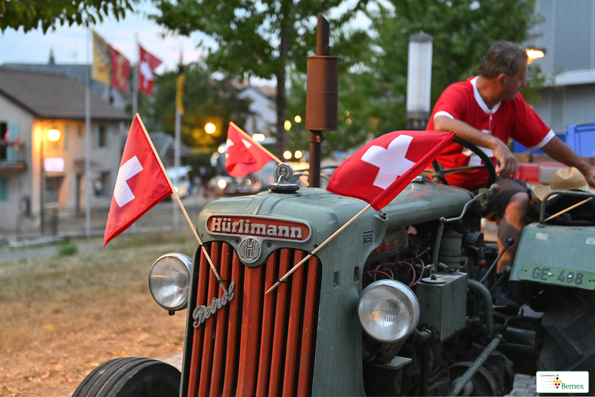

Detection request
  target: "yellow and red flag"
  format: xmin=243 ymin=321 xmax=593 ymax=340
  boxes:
xmin=109 ymin=47 xmax=131 ymax=90
xmin=92 ymin=30 xmax=111 ymax=85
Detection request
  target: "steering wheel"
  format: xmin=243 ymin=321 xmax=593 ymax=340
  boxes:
xmin=429 ymin=136 xmax=496 ymax=190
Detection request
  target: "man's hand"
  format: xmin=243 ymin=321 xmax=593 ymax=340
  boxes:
xmin=583 ymin=166 xmax=595 ymax=188
xmin=492 ymin=140 xmax=518 ymax=178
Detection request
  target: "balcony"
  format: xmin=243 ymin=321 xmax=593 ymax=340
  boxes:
xmin=0 ymin=141 xmax=26 ymax=173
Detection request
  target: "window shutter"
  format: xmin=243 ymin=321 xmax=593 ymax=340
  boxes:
xmin=107 ymin=125 xmax=114 ymax=148
xmin=94 ymin=125 xmax=100 ymax=148
xmin=63 ymin=125 xmax=69 ymax=150
xmin=0 ymin=177 xmax=8 ymax=201
xmin=6 ymin=121 xmax=19 ymax=162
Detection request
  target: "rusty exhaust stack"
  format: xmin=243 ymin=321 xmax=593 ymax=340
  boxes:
xmin=305 ymin=14 xmax=338 ymax=187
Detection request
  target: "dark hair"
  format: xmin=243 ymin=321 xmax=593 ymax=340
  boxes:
xmin=479 ymin=40 xmax=528 ymax=79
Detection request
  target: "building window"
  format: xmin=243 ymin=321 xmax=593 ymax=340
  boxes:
xmin=45 ymin=176 xmax=64 ymax=204
xmin=0 ymin=177 xmax=8 ymax=201
xmin=94 ymin=125 xmax=108 ymax=148
xmin=94 ymin=172 xmax=110 ymax=197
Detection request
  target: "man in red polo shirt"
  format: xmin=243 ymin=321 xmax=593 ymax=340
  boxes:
xmin=428 ymin=40 xmax=595 ymax=313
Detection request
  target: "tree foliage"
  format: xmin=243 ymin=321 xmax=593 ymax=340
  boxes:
xmin=0 ymin=0 xmax=135 ymax=33
xmin=287 ymin=0 xmax=541 ymax=157
xmin=138 ymin=62 xmax=252 ymax=149
xmin=149 ymin=0 xmax=369 ymax=157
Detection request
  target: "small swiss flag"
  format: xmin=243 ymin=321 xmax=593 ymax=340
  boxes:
xmin=225 ymin=122 xmax=274 ymax=178
xmin=104 ymin=115 xmax=172 ymax=246
xmin=327 ymin=130 xmax=455 ymax=210
xmin=139 ymin=45 xmax=162 ymax=96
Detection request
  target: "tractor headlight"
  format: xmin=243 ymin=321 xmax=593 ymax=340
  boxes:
xmin=357 ymin=280 xmax=420 ymax=343
xmin=149 ymin=253 xmax=192 ymax=312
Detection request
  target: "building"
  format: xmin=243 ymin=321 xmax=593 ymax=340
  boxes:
xmin=4 ymin=50 xmax=131 ymax=111
xmin=236 ymin=84 xmax=276 ymax=138
xmin=528 ymin=0 xmax=595 ymax=135
xmin=0 ymin=67 xmax=129 ymax=237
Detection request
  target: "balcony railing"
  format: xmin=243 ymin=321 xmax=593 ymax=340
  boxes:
xmin=0 ymin=141 xmax=26 ymax=172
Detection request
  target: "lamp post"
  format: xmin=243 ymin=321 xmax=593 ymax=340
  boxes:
xmin=40 ymin=128 xmax=60 ymax=234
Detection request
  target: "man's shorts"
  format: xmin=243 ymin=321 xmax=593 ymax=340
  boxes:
xmin=486 ymin=177 xmax=530 ymax=219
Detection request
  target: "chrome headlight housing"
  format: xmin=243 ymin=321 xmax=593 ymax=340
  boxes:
xmin=149 ymin=253 xmax=192 ymax=312
xmin=357 ymin=280 xmax=420 ymax=343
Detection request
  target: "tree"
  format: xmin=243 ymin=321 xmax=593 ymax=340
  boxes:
xmin=287 ymin=0 xmax=542 ymax=157
xmin=0 ymin=0 xmax=136 ymax=33
xmin=138 ymin=62 xmax=252 ymax=149
xmin=150 ymin=0 xmax=369 ymax=158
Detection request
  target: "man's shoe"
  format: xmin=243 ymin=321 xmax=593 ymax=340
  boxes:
xmin=491 ymin=276 xmax=519 ymax=315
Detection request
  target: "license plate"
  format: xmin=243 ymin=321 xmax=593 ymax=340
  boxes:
xmin=519 ymin=263 xmax=595 ymax=290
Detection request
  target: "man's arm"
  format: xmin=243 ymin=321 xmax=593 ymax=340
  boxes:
xmin=541 ymin=137 xmax=595 ymax=187
xmin=434 ymin=115 xmax=518 ymax=178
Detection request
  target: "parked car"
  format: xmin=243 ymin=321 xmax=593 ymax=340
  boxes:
xmin=166 ymin=166 xmax=192 ymax=199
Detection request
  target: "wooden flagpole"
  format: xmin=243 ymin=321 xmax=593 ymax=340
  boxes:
xmin=266 ymin=203 xmax=372 ymax=294
xmin=136 ymin=114 xmax=229 ymax=296
xmin=544 ymin=197 xmax=594 ymax=222
xmin=230 ymin=121 xmax=310 ymax=187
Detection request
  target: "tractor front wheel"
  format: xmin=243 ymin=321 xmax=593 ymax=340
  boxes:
xmin=73 ymin=357 xmax=180 ymax=397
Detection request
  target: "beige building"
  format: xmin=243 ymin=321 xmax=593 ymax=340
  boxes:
xmin=0 ymin=67 xmax=129 ymax=237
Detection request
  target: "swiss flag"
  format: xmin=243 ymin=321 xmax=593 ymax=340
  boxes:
xmin=327 ymin=130 xmax=455 ymax=210
xmin=225 ymin=122 xmax=274 ymax=178
xmin=104 ymin=115 xmax=172 ymax=246
xmin=139 ymin=45 xmax=162 ymax=95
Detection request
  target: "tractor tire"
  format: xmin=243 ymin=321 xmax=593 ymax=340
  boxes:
xmin=538 ymin=287 xmax=595 ymax=395
xmin=73 ymin=357 xmax=180 ymax=397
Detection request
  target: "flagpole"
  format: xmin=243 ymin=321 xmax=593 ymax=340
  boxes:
xmin=230 ymin=121 xmax=309 ymax=187
xmin=266 ymin=203 xmax=372 ymax=294
xmin=173 ymin=50 xmax=183 ymax=230
xmin=135 ymin=114 xmax=229 ymax=296
xmin=131 ymin=37 xmax=139 ymax=233
xmin=85 ymin=28 xmax=92 ymax=238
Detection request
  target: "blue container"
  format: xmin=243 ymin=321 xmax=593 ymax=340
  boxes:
xmin=512 ymin=133 xmax=566 ymax=155
xmin=566 ymin=123 xmax=595 ymax=157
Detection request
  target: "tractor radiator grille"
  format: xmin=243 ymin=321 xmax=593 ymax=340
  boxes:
xmin=184 ymin=242 xmax=321 ymax=397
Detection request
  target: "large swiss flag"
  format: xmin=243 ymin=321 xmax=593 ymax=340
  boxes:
xmin=327 ymin=130 xmax=455 ymax=210
xmin=225 ymin=122 xmax=274 ymax=178
xmin=139 ymin=45 xmax=162 ymax=95
xmin=104 ymin=115 xmax=172 ymax=246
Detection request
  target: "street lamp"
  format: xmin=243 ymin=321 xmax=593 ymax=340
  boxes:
xmin=40 ymin=128 xmax=60 ymax=234
xmin=205 ymin=122 xmax=216 ymax=134
xmin=526 ymin=47 xmax=546 ymax=64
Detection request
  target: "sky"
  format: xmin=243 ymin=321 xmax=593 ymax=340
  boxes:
xmin=0 ymin=1 xmax=212 ymax=75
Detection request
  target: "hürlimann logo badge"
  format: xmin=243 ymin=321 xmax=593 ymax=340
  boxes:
xmin=536 ymin=371 xmax=589 ymax=393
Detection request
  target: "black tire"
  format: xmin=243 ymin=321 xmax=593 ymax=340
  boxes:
xmin=538 ymin=287 xmax=595 ymax=395
xmin=73 ymin=357 xmax=181 ymax=397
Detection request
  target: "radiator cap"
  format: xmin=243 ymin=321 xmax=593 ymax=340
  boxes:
xmin=269 ymin=162 xmax=301 ymax=193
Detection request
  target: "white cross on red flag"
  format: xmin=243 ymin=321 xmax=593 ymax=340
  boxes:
xmin=139 ymin=45 xmax=162 ymax=96
xmin=327 ymin=130 xmax=455 ymax=210
xmin=104 ymin=115 xmax=172 ymax=246
xmin=225 ymin=122 xmax=274 ymax=178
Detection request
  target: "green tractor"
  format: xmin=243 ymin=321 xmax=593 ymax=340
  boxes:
xmin=74 ymin=139 xmax=594 ymax=396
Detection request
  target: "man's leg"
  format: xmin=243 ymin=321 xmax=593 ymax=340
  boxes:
xmin=496 ymin=191 xmax=529 ymax=273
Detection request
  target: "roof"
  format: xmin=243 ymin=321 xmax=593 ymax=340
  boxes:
xmin=0 ymin=67 xmax=130 ymax=121
xmin=148 ymin=132 xmax=193 ymax=158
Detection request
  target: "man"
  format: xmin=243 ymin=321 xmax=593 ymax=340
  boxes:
xmin=427 ymin=40 xmax=595 ymax=313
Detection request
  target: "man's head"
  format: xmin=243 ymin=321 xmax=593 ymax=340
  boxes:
xmin=479 ymin=41 xmax=528 ymax=101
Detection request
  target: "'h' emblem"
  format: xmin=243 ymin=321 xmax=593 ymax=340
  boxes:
xmin=238 ymin=238 xmax=261 ymax=264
